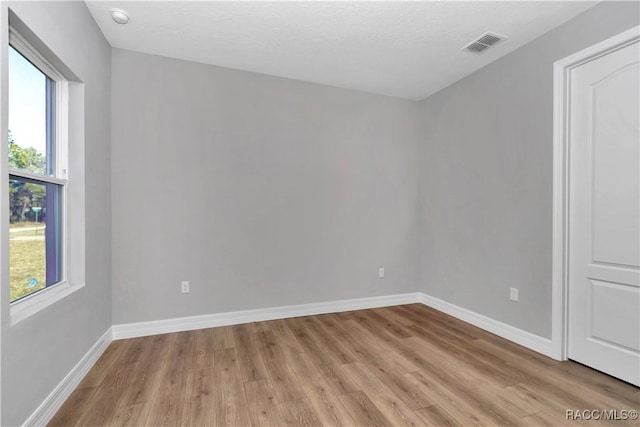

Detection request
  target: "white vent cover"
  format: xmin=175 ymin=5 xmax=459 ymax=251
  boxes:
xmin=462 ymin=32 xmax=507 ymax=54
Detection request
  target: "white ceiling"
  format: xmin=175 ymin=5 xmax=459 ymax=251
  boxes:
xmin=86 ymin=1 xmax=598 ymax=100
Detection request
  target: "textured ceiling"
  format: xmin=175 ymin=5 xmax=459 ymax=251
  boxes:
xmin=86 ymin=1 xmax=598 ymax=100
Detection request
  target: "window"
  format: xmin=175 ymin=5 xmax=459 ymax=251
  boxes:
xmin=8 ymin=30 xmax=67 ymax=304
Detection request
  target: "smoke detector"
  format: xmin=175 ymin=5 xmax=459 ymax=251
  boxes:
xmin=462 ymin=32 xmax=507 ymax=54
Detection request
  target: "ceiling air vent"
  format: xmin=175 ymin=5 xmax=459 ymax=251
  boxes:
xmin=462 ymin=32 xmax=507 ymax=54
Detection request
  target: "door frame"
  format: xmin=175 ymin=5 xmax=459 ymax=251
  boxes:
xmin=551 ymin=25 xmax=640 ymax=361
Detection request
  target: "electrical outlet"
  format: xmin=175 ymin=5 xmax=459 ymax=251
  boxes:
xmin=378 ymin=267 xmax=385 ymax=278
xmin=181 ymin=281 xmax=190 ymax=294
xmin=510 ymin=288 xmax=518 ymax=302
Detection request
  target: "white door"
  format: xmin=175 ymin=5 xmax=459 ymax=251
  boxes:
xmin=568 ymin=37 xmax=640 ymax=386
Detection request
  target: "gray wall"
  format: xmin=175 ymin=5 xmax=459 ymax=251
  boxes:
xmin=0 ymin=2 xmax=111 ymax=425
xmin=111 ymin=49 xmax=421 ymax=325
xmin=1 ymin=2 xmax=636 ymax=423
xmin=417 ymin=1 xmax=640 ymax=338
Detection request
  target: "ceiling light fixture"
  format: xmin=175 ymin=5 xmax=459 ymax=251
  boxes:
xmin=110 ymin=8 xmax=130 ymax=25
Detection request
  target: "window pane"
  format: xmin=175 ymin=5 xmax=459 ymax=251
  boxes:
xmin=8 ymin=45 xmax=53 ymax=175
xmin=9 ymin=177 xmax=62 ymax=302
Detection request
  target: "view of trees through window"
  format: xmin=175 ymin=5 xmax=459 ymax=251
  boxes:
xmin=9 ymin=130 xmax=48 ymax=301
xmin=8 ymin=43 xmax=61 ymax=303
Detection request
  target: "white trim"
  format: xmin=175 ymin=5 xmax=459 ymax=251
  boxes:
xmin=419 ymin=293 xmax=554 ymax=358
xmin=111 ymin=292 xmax=553 ymax=360
xmin=0 ymin=6 xmax=8 ymax=424
xmin=112 ymin=293 xmax=422 ymax=340
xmin=22 ymin=327 xmax=112 ymax=427
xmin=8 ymin=168 xmax=67 ymax=186
xmin=26 ymin=293 xmax=555 ymax=427
xmin=7 ymin=24 xmax=72 ymax=319
xmin=8 ymin=27 xmax=65 ymax=82
xmin=10 ymin=281 xmax=84 ymax=325
xmin=8 ymin=25 xmax=68 ymax=182
xmin=56 ymin=80 xmax=69 ymax=180
xmin=551 ymin=25 xmax=640 ymax=361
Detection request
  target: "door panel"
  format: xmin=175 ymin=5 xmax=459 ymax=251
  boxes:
xmin=591 ymin=64 xmax=640 ymax=267
xmin=590 ymin=279 xmax=639 ymax=352
xmin=568 ymin=39 xmax=640 ymax=386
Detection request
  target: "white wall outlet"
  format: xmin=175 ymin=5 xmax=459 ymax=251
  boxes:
xmin=510 ymin=288 xmax=518 ymax=302
xmin=181 ymin=281 xmax=190 ymax=294
xmin=378 ymin=267 xmax=385 ymax=278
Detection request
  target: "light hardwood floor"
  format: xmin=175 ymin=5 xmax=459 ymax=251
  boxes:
xmin=49 ymin=304 xmax=639 ymax=426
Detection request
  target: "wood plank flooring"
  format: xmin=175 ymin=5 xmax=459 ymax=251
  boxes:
xmin=49 ymin=304 xmax=640 ymax=426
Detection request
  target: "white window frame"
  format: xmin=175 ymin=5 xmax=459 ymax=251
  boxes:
xmin=7 ymin=27 xmax=76 ymax=324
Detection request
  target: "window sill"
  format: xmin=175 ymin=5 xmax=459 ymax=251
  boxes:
xmin=10 ymin=281 xmax=85 ymax=326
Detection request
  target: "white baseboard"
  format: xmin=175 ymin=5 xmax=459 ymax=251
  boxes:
xmin=112 ymin=292 xmax=422 ymax=340
xmin=112 ymin=292 xmax=552 ymax=358
xmin=22 ymin=327 xmax=113 ymax=427
xmin=419 ymin=293 xmax=554 ymax=358
xmin=23 ymin=291 xmax=554 ymax=427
